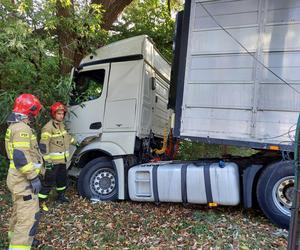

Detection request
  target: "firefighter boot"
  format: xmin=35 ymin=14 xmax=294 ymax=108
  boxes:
xmin=32 ymin=238 xmax=41 ymax=247
xmin=40 ymin=201 xmax=49 ymax=212
xmin=56 ymin=192 xmax=69 ymax=203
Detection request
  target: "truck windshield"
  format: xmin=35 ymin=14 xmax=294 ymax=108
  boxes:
xmin=70 ymin=69 xmax=105 ymax=105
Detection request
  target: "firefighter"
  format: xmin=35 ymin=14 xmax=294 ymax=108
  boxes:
xmin=38 ymin=102 xmax=77 ymax=211
xmin=5 ymin=93 xmax=43 ymax=249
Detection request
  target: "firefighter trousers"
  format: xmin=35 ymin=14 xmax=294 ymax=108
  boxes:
xmin=39 ymin=164 xmax=67 ymax=200
xmin=7 ymin=171 xmax=40 ymax=249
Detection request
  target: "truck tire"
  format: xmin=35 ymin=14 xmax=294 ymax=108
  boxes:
xmin=77 ymin=157 xmax=118 ymax=201
xmin=256 ymin=160 xmax=294 ymax=229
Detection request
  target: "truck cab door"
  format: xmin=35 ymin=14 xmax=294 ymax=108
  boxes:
xmin=66 ymin=64 xmax=110 ymax=143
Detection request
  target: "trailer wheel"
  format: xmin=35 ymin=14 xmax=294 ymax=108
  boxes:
xmin=77 ymin=157 xmax=118 ymax=201
xmin=256 ymin=160 xmax=294 ymax=229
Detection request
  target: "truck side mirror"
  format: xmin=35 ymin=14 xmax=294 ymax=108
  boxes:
xmin=151 ymin=77 xmax=156 ymax=90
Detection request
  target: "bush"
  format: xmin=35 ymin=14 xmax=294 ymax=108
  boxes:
xmin=176 ymin=140 xmax=257 ymax=161
xmin=0 ymin=154 xmax=8 ymax=181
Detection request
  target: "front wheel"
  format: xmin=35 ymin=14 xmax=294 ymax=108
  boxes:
xmin=77 ymin=157 xmax=118 ymax=201
xmin=256 ymin=160 xmax=294 ymax=229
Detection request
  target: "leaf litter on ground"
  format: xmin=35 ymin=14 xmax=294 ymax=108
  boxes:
xmin=0 ymin=181 xmax=287 ymax=249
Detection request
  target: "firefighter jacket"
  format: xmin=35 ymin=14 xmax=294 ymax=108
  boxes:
xmin=5 ymin=121 xmax=43 ymax=182
xmin=39 ymin=119 xmax=76 ymax=164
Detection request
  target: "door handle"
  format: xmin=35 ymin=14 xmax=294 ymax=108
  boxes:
xmin=90 ymin=122 xmax=102 ymax=129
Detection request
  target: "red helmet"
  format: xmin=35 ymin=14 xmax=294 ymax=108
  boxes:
xmin=13 ymin=93 xmax=42 ymax=117
xmin=50 ymin=102 xmax=67 ymax=118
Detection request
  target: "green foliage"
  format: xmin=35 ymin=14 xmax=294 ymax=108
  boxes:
xmin=111 ymin=0 xmax=182 ymax=61
xmin=0 ymin=154 xmax=8 ymax=180
xmin=176 ymin=140 xmax=257 ymax=161
xmin=0 ymin=0 xmax=107 ymax=126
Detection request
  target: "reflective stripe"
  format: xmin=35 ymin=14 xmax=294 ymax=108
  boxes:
xmin=56 ymin=186 xmax=66 ymax=191
xmin=12 ymin=142 xmax=30 ymax=148
xmin=41 ymin=132 xmax=51 ymax=140
xmin=41 ymin=131 xmax=67 ymax=139
xmin=49 ymin=151 xmax=69 ymax=156
xmin=10 ymin=161 xmax=40 ymax=175
xmin=9 ymin=161 xmax=16 ymax=169
xmin=49 ymin=154 xmax=69 ymax=160
xmin=43 ymin=155 xmax=51 ymax=160
xmin=19 ymin=162 xmax=34 ymax=173
xmin=5 ymin=129 xmax=12 ymax=141
xmin=9 ymin=245 xmax=31 ymax=249
xmin=70 ymin=137 xmax=75 ymax=143
xmin=8 ymin=143 xmax=13 ymax=158
xmin=38 ymin=193 xmax=48 ymax=199
xmin=51 ymin=131 xmax=67 ymax=138
xmin=49 ymin=151 xmax=69 ymax=160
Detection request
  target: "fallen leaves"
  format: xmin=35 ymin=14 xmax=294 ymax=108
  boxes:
xmin=0 ymin=181 xmax=288 ymax=249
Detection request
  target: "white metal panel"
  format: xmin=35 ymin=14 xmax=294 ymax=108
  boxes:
xmin=180 ymin=0 xmax=300 ymax=147
xmin=80 ymin=36 xmax=145 ymax=65
xmin=194 ymin=12 xmax=258 ymax=30
xmin=190 ymin=54 xmax=254 ymax=69
xmin=143 ymin=38 xmax=153 ymax=67
xmin=255 ymin=111 xmax=298 ymax=143
xmin=263 ymin=24 xmax=300 ymax=51
xmin=190 ymin=68 xmax=254 ymax=83
xmin=185 ymin=84 xmax=253 ymax=108
xmin=181 ymin=108 xmax=252 ymax=139
xmin=128 ymin=166 xmax=155 ymax=202
xmin=101 ymin=132 xmax=136 ymax=155
xmin=261 ymin=52 xmax=300 ymax=84
xmin=103 ymin=99 xmax=136 ymax=131
xmin=195 ymin=0 xmax=259 ymax=17
xmin=152 ymin=75 xmax=171 ymax=136
xmin=153 ymin=49 xmax=171 ymax=81
xmin=157 ymin=165 xmax=182 ymax=202
xmin=266 ymin=8 xmax=300 ymax=24
xmin=194 ymin=0 xmax=259 ymax=30
xmin=267 ymin=0 xmax=300 ymax=11
xmin=186 ymin=165 xmax=207 ymax=203
xmin=139 ymin=65 xmax=153 ymax=136
xmin=258 ymin=84 xmax=300 ymax=111
xmin=191 ymin=28 xmax=259 ymax=54
xmin=106 ymin=61 xmax=142 ymax=101
xmin=209 ymin=163 xmax=240 ymax=205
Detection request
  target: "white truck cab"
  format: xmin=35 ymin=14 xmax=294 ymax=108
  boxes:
xmin=66 ymin=35 xmax=172 ymax=201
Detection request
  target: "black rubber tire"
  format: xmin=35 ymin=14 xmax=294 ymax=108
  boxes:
xmin=256 ymin=160 xmax=294 ymax=229
xmin=77 ymin=157 xmax=118 ymax=201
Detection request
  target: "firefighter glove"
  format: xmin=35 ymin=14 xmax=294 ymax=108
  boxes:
xmin=31 ymin=177 xmax=42 ymax=194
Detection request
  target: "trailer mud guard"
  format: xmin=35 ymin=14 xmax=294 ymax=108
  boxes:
xmin=243 ymin=165 xmax=263 ymax=208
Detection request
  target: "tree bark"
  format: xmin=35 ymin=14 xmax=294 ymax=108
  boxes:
xmin=91 ymin=0 xmax=134 ymax=30
xmin=57 ymin=0 xmax=133 ymax=73
xmin=56 ymin=0 xmax=75 ymax=75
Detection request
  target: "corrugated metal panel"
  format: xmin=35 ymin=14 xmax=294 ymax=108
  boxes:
xmin=180 ymin=0 xmax=300 ymax=148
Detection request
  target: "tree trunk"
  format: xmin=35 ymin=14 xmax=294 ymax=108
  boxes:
xmin=91 ymin=0 xmax=134 ymax=31
xmin=58 ymin=0 xmax=133 ymax=73
xmin=56 ymin=0 xmax=75 ymax=75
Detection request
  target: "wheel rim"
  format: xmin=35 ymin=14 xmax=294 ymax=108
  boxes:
xmin=272 ymin=175 xmax=294 ymax=216
xmin=90 ymin=168 xmax=116 ymax=198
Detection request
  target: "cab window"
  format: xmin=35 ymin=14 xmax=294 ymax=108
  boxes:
xmin=70 ymin=69 xmax=105 ymax=105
